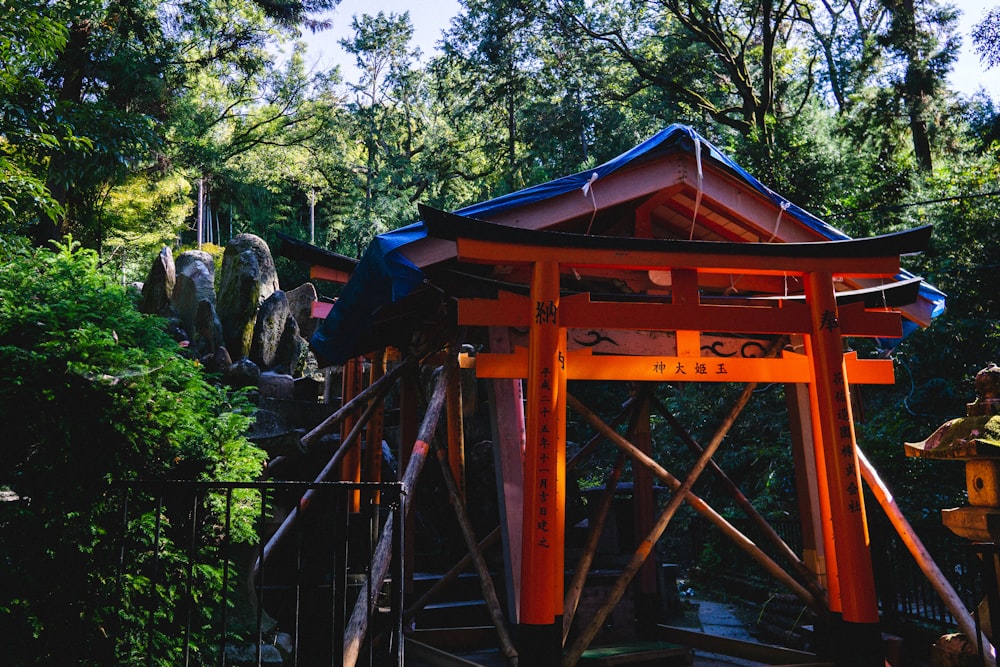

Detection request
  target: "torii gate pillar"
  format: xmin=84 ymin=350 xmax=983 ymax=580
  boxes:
xmin=518 ymin=260 xmax=567 ymax=664
xmin=805 ymin=270 xmax=882 ymax=665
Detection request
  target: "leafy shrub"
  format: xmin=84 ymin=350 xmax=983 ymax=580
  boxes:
xmin=0 ymin=237 xmax=265 ymax=665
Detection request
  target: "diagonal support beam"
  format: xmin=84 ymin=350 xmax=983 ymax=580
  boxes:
xmin=649 ymin=393 xmax=828 ymax=609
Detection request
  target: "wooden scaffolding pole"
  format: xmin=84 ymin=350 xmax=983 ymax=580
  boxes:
xmin=563 ymin=381 xmax=760 ymax=667
xmin=650 ymin=393 xmax=828 ymax=608
xmin=565 ymin=392 xmax=824 ymax=613
xmin=434 ymin=446 xmax=518 ymax=663
xmin=342 ymin=359 xmax=452 ymax=667
xmin=562 ymin=450 xmax=627 ymax=642
xmin=857 ymin=446 xmax=996 ymax=666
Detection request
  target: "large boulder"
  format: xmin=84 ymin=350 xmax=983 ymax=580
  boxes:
xmin=139 ymin=246 xmax=175 ymax=316
xmin=285 ymin=282 xmax=319 ymax=340
xmin=217 ymin=234 xmax=279 ymax=360
xmin=250 ymin=290 xmax=290 ymax=371
xmin=275 ymin=313 xmax=309 ymax=377
xmin=193 ymin=299 xmax=225 ymax=359
xmin=172 ymin=250 xmax=218 ymax=350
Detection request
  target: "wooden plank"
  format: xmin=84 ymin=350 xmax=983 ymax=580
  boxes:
xmin=579 ymin=641 xmax=691 ymax=666
xmin=471 ymin=348 xmax=895 ymax=384
xmin=310 ymin=265 xmax=353 ymax=284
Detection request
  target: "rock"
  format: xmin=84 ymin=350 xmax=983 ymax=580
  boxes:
xmin=192 ymin=300 xmax=225 ymax=359
xmin=172 ymin=250 xmax=217 ymax=332
xmin=218 ymin=234 xmax=279 ymax=360
xmin=250 ymin=291 xmax=290 ymax=371
xmin=274 ymin=315 xmax=309 ymax=377
xmin=258 ymin=372 xmax=295 ymax=400
xmin=285 ymin=282 xmax=319 ymax=340
xmin=139 ymin=246 xmax=175 ymax=316
xmin=175 ymin=249 xmax=215 ymax=283
xmin=225 ymin=357 xmax=261 ymax=387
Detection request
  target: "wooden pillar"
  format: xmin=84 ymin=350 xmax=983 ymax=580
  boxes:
xmin=804 ymin=271 xmax=881 ymax=666
xmin=785 ymin=380 xmax=828 ymax=589
xmin=341 ymin=356 xmax=364 ymax=511
xmin=363 ymin=350 xmax=386 ymax=504
xmin=488 ymin=326 xmax=526 ymax=625
xmin=447 ymin=344 xmax=466 ymax=499
xmin=519 ymin=260 xmax=566 ymax=666
xmin=632 ymin=389 xmax=659 ymax=637
xmin=399 ymin=362 xmax=419 ymax=595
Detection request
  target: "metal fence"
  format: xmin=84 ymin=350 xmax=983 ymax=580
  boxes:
xmin=694 ymin=510 xmax=979 ymax=635
xmin=112 ymin=480 xmax=404 ymax=667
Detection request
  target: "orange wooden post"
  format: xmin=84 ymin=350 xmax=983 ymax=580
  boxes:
xmin=446 ymin=344 xmax=466 ymax=499
xmin=804 ymin=270 xmax=882 ymax=666
xmin=519 ymin=259 xmax=566 ymax=665
xmin=363 ymin=350 xmax=386 ymax=505
xmin=632 ymin=389 xmax=659 ymax=637
xmin=341 ymin=356 xmax=364 ymax=512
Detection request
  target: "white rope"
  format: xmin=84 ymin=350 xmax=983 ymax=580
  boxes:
xmin=583 ymin=172 xmax=599 ymax=235
xmin=767 ymin=201 xmax=791 ymax=242
xmin=688 ymin=140 xmax=703 ymax=240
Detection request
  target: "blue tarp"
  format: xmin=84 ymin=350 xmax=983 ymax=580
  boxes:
xmin=311 ymin=124 xmax=946 ymax=365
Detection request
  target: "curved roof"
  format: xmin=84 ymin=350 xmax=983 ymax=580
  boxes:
xmin=311 ymin=124 xmax=945 ymax=365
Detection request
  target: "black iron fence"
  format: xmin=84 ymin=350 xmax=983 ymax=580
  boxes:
xmin=113 ymin=480 xmax=404 ymax=667
xmin=693 ymin=510 xmax=979 ymax=635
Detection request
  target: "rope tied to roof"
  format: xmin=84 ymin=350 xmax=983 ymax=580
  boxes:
xmin=688 ymin=139 xmax=704 ymax=240
xmin=768 ymin=201 xmax=792 ymax=242
xmin=583 ymin=172 xmax=599 ymax=235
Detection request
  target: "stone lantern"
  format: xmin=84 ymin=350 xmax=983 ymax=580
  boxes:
xmin=906 ymin=363 xmax=1000 ymax=541
xmin=906 ymin=364 xmax=1000 ymax=665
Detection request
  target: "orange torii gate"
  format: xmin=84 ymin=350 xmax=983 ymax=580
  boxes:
xmin=423 ymin=207 xmax=932 ymax=667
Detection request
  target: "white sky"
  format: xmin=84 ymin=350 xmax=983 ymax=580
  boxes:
xmin=298 ymin=0 xmax=998 ymax=98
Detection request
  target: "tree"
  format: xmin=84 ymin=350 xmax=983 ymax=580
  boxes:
xmin=877 ymin=0 xmax=960 ymax=171
xmin=0 ymin=0 xmax=70 ymax=232
xmin=972 ymin=4 xmax=1000 ymax=70
xmin=555 ymin=0 xmax=818 ymax=146
xmin=12 ymin=0 xmax=340 ymax=250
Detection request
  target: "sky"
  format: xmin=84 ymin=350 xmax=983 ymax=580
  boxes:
xmin=298 ymin=0 xmax=998 ymax=98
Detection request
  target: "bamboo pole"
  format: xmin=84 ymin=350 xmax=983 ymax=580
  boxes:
xmin=299 ymin=356 xmax=413 ymax=452
xmin=563 ymin=450 xmax=627 ymax=642
xmin=435 ymin=447 xmax=519 ymax=663
xmin=857 ymin=446 xmax=997 ymax=667
xmin=566 ymin=397 xmax=637 ymax=473
xmin=566 ymin=392 xmax=824 ymax=612
xmin=342 ymin=360 xmax=452 ymax=667
xmin=651 ymin=394 xmax=828 ymax=608
xmin=563 ymin=384 xmax=761 ymax=666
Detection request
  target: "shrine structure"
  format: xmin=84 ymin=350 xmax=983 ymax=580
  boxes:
xmin=287 ymin=125 xmax=963 ymax=666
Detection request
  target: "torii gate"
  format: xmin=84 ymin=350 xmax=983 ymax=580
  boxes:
xmin=421 ymin=206 xmax=932 ymax=667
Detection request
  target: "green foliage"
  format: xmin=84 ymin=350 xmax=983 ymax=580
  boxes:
xmin=0 ymin=238 xmax=265 ymax=665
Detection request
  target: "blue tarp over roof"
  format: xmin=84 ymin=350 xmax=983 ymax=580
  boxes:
xmin=311 ymin=124 xmax=946 ymax=365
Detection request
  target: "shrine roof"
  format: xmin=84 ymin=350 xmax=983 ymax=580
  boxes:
xmin=308 ymin=124 xmax=946 ymax=366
